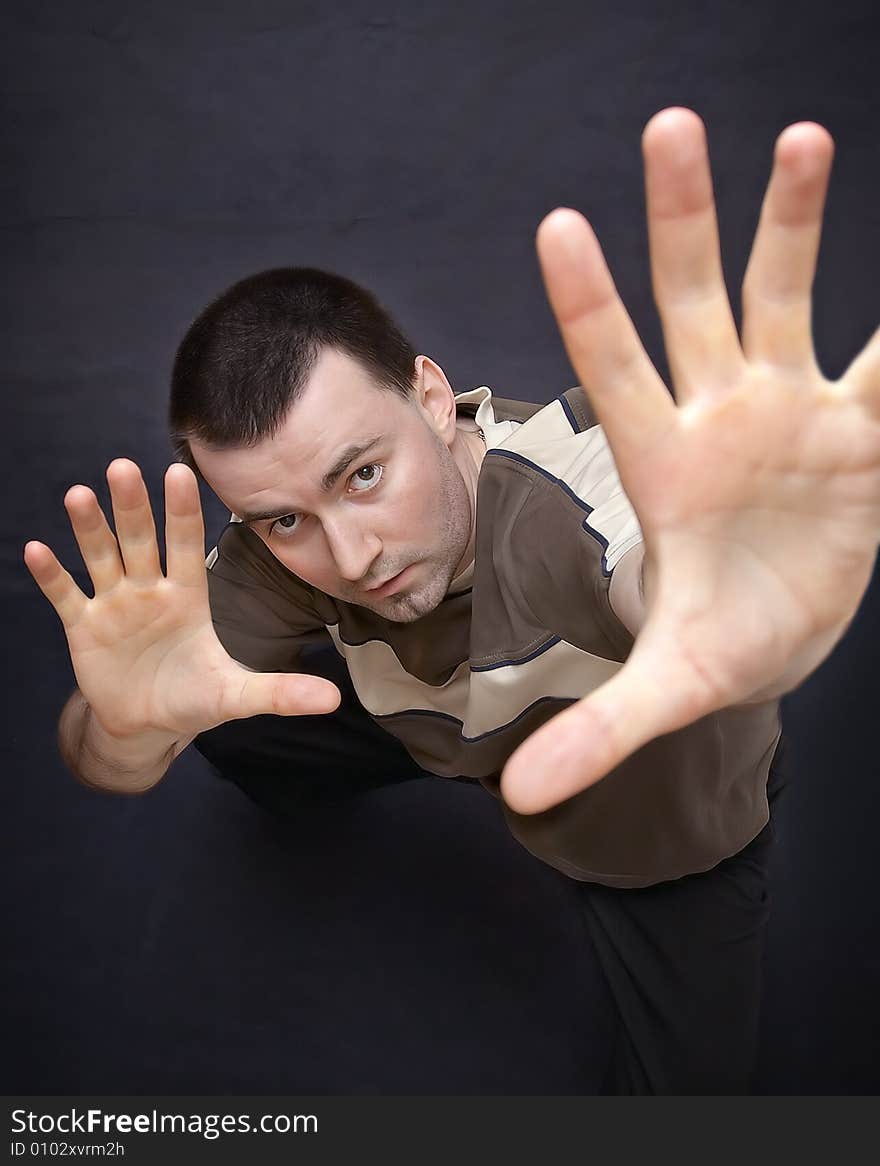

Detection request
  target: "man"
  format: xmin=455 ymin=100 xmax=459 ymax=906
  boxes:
xmin=24 ymin=109 xmax=880 ymax=1091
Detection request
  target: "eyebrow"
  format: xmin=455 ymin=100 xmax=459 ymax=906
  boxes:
xmin=237 ymin=435 xmax=385 ymax=525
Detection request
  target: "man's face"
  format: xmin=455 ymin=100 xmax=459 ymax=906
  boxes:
xmin=191 ymin=348 xmax=474 ymax=622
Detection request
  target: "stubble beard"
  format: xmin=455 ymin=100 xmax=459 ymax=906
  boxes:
xmin=355 ymin=441 xmax=473 ymax=624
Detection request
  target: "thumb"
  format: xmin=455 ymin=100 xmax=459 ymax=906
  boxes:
xmin=499 ymin=638 xmax=714 ymax=814
xmin=223 ymin=667 xmax=342 ymax=722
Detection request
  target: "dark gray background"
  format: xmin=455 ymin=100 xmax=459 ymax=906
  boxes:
xmin=4 ymin=0 xmax=878 ymax=1093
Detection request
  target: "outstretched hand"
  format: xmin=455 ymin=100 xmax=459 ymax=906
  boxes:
xmin=24 ymin=460 xmax=341 ymax=745
xmin=501 ymin=108 xmax=880 ymax=815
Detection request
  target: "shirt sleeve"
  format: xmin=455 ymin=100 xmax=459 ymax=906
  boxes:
xmin=205 ymin=520 xmax=333 ymax=672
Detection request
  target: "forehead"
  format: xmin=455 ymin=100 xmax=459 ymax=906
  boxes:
xmin=191 ymin=347 xmax=412 ymax=507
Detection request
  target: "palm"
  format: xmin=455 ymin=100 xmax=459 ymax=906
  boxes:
xmin=63 ymin=582 xmax=233 ymax=738
xmin=502 ymin=108 xmax=880 ymax=814
xmin=633 ymin=373 xmax=879 ymax=701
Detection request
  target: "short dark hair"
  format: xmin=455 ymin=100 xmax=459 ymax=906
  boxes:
xmin=168 ymin=267 xmax=418 ymax=471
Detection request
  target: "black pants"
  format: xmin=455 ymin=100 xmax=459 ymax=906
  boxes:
xmin=579 ymin=749 xmax=785 ymax=1094
xmin=195 ymin=645 xmax=786 ymax=1095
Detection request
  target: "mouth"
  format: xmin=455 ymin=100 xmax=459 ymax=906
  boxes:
xmin=364 ymin=563 xmax=415 ymax=598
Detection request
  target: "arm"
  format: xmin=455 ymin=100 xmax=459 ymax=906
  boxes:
xmin=58 ymin=687 xmax=194 ymax=795
xmin=607 ymin=541 xmax=647 ymax=638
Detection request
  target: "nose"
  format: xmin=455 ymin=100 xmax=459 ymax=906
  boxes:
xmin=323 ymin=514 xmax=382 ymax=583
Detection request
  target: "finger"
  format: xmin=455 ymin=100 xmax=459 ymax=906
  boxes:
xmin=841 ymin=324 xmax=880 ymax=411
xmin=499 ymin=634 xmax=715 ymax=814
xmin=223 ymin=669 xmax=343 ymax=722
xmin=536 ymin=207 xmax=676 ymax=473
xmin=164 ymin=464 xmax=207 ymax=589
xmin=23 ymin=541 xmax=89 ymax=629
xmin=63 ymin=484 xmax=125 ymax=595
xmin=106 ymin=459 xmax=163 ymax=584
xmin=643 ymin=108 xmax=744 ymax=403
xmin=742 ymin=122 xmax=834 ymax=371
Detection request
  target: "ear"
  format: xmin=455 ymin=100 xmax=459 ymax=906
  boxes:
xmin=412 ymin=355 xmax=457 ymax=446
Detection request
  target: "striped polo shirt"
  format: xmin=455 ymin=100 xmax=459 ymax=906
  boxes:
xmin=205 ymin=387 xmax=782 ymax=888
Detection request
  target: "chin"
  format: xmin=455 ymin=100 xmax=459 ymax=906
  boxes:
xmin=365 ymin=574 xmax=450 ymax=623
xmin=368 ymin=591 xmax=440 ymax=623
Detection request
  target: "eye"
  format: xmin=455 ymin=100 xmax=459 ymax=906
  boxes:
xmin=349 ymin=463 xmax=383 ymax=492
xmin=269 ymin=513 xmax=301 ymax=540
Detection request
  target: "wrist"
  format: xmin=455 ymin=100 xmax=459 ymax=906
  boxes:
xmin=79 ymin=706 xmax=179 ymax=792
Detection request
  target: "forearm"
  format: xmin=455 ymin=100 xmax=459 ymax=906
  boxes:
xmin=608 ymin=541 xmax=649 ymax=637
xmin=57 ymin=688 xmax=192 ymax=795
